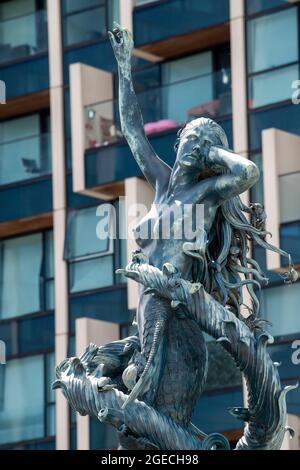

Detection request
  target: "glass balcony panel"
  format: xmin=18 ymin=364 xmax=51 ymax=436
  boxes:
xmin=0 ymin=133 xmax=51 ymax=186
xmin=63 ymin=0 xmax=102 ymax=14
xmin=84 ymin=69 xmax=232 ymax=149
xmin=246 ymin=0 xmax=295 ymax=16
xmin=0 ymin=10 xmax=48 ymax=64
xmin=64 ymin=6 xmax=106 ymax=46
xmin=133 ymin=0 xmax=229 ymax=47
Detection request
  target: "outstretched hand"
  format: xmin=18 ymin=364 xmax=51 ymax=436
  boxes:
xmin=108 ymin=22 xmax=134 ymax=66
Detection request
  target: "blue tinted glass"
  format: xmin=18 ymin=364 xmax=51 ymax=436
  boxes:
xmin=133 ymin=0 xmax=229 ymax=46
xmin=192 ymin=388 xmax=243 ymax=433
xmin=0 ymin=178 xmax=52 ymax=223
xmin=70 ymin=425 xmax=77 ymax=450
xmin=246 ymin=0 xmax=295 ymax=16
xmin=247 ymin=7 xmax=298 ymax=74
xmin=18 ymin=314 xmax=55 ymax=354
xmin=269 ymin=342 xmax=300 ymax=381
xmin=1 ymin=56 xmax=49 ymax=99
xmin=63 ymin=0 xmax=102 ymax=14
xmin=69 ymin=287 xmax=130 ymax=334
xmin=249 ymin=64 xmax=299 ymax=109
xmin=66 ymin=206 xmax=111 ymax=259
xmin=0 ymin=9 xmax=48 ymax=65
xmin=25 ymin=439 xmax=56 ymax=450
xmin=45 ymin=231 xmax=54 ymax=279
xmin=249 ymin=104 xmax=300 ymax=151
xmin=0 ymin=133 xmax=51 ymax=186
xmin=69 ymin=255 xmax=114 ymax=293
xmin=46 ymin=353 xmax=55 ymax=404
xmin=132 ymin=64 xmax=160 ymax=93
xmin=280 ymin=222 xmax=300 ymax=265
xmin=0 ymin=355 xmax=44 ymax=445
xmin=258 ymin=283 xmax=300 ymax=337
xmin=64 ymin=6 xmax=106 ymax=46
xmin=0 ymin=233 xmax=43 ymax=319
xmin=90 ymin=416 xmax=118 ymax=449
xmin=46 ymin=404 xmax=55 ymax=437
xmin=0 ymin=323 xmax=12 ymax=357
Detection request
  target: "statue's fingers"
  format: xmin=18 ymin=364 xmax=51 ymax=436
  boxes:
xmin=113 ymin=21 xmax=122 ymax=30
xmin=108 ymin=31 xmax=117 ymax=46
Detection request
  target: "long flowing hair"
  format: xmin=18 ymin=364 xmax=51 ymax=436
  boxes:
xmin=175 ymin=118 xmax=297 ymax=318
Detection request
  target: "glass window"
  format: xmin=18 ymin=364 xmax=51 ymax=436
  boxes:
xmin=66 ymin=206 xmax=112 ymax=259
xmin=90 ymin=416 xmax=118 ymax=449
xmin=66 ymin=206 xmax=115 ymax=294
xmin=0 ymin=233 xmax=43 ymax=319
xmin=280 ymin=221 xmax=300 ymax=265
xmin=0 ymin=355 xmax=44 ymax=445
xmin=62 ymin=0 xmax=119 ymax=47
xmin=249 ymin=103 xmax=300 ymax=151
xmin=0 ymin=231 xmax=54 ymax=319
xmin=63 ymin=0 xmax=101 ymax=13
xmin=249 ymin=64 xmax=299 ymax=109
xmin=18 ymin=314 xmax=55 ymax=354
xmin=46 ymin=353 xmax=55 ymax=437
xmin=161 ymin=52 xmax=213 ymax=124
xmin=0 ymin=114 xmax=51 ymax=186
xmin=69 ymin=255 xmax=114 ymax=293
xmin=64 ymin=7 xmax=106 ymax=46
xmin=0 ymin=0 xmax=47 ymax=64
xmin=247 ymin=8 xmax=298 ymax=74
xmin=259 ymin=282 xmax=300 ymax=336
xmin=279 ymin=172 xmax=300 ymax=224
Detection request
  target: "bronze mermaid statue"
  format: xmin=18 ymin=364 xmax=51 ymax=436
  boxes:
xmin=53 ymin=25 xmax=298 ymax=450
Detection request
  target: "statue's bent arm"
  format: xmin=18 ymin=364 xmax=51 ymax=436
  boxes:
xmin=193 ymin=146 xmax=260 ymax=204
xmin=109 ymin=25 xmax=171 ymax=193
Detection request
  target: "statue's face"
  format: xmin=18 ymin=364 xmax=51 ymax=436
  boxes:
xmin=176 ymin=126 xmax=208 ymax=173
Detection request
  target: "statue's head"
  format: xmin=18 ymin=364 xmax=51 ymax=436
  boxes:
xmin=174 ymin=117 xmax=228 ymax=175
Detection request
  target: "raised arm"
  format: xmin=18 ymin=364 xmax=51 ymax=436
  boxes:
xmin=109 ymin=24 xmax=171 ymax=191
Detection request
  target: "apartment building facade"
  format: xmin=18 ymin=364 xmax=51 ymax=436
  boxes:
xmin=0 ymin=0 xmax=299 ymax=450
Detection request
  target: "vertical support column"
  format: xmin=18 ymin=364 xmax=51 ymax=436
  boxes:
xmin=120 ymin=0 xmax=135 ymax=32
xmin=125 ymin=177 xmax=154 ymax=310
xmin=75 ymin=318 xmax=120 ymax=450
xmin=47 ymin=0 xmax=70 ymax=450
xmin=230 ymin=0 xmax=250 ymax=407
xmin=230 ymin=0 xmax=248 ymax=158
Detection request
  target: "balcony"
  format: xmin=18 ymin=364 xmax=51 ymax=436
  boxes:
xmin=133 ymin=0 xmax=230 ymax=59
xmin=0 ymin=10 xmax=48 ymax=65
xmin=83 ymin=68 xmax=232 ymax=189
xmin=0 ymin=9 xmax=49 ymax=99
xmin=0 ymin=133 xmax=51 ymax=186
xmin=0 ymin=133 xmax=52 ymax=226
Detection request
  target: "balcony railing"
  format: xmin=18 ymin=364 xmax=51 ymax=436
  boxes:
xmin=84 ymin=68 xmax=232 ymax=150
xmin=0 ymin=133 xmax=51 ymax=186
xmin=133 ymin=0 xmax=229 ymax=47
xmin=0 ymin=10 xmax=48 ymax=65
